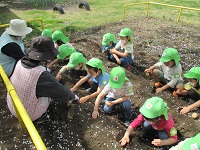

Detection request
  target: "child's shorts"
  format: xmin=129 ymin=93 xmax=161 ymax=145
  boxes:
xmin=157 ymin=70 xmax=184 ymax=87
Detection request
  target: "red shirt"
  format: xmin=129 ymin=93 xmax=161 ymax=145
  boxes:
xmin=130 ymin=114 xmax=178 ymax=142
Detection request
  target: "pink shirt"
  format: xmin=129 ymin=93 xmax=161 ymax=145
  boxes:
xmin=130 ymin=114 xmax=178 ymax=142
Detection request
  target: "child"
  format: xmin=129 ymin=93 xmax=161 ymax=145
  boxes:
xmin=52 ymin=30 xmax=74 ymax=49
xmin=119 ymin=97 xmax=178 ymax=147
xmin=109 ymin=28 xmax=134 ymax=71
xmin=92 ymin=66 xmax=134 ymax=126
xmin=41 ymin=29 xmax=52 ymax=38
xmin=176 ymin=67 xmax=200 ymax=102
xmin=55 ymin=52 xmax=88 ymax=81
xmin=169 ymin=133 xmax=200 ymax=150
xmin=144 ymin=48 xmax=184 ymax=94
xmin=47 ymin=44 xmax=76 ymax=69
xmin=70 ymin=58 xmax=109 ymax=103
xmin=101 ymin=33 xmax=117 ymax=60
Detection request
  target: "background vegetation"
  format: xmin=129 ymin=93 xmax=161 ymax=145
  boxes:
xmin=0 ymin=0 xmax=200 ymax=36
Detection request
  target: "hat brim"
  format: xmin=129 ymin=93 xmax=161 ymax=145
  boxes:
xmin=102 ymin=41 xmax=109 ymax=46
xmin=6 ymin=27 xmax=32 ymax=36
xmin=160 ymin=57 xmax=171 ymax=63
xmin=139 ymin=106 xmax=157 ymax=119
xmin=109 ymin=81 xmax=123 ymax=89
xmin=27 ymin=47 xmax=59 ymax=61
xmin=184 ymin=72 xmax=196 ymax=79
xmin=57 ymin=54 xmax=66 ymax=60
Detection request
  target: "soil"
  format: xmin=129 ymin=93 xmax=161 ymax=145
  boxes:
xmin=0 ymin=2 xmax=200 ymax=150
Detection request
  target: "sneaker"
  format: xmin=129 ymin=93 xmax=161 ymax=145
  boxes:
xmin=173 ymin=90 xmax=179 ymax=98
xmin=85 ymin=87 xmax=91 ymax=93
xmin=125 ymin=65 xmax=131 ymax=71
xmin=154 ymin=82 xmax=164 ymax=87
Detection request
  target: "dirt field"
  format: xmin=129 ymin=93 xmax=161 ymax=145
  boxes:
xmin=0 ymin=2 xmax=200 ymax=150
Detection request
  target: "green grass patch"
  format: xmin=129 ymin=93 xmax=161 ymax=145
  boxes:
xmin=0 ymin=0 xmax=200 ymax=36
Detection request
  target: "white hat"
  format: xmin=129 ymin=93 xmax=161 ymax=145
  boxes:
xmin=6 ymin=19 xmax=32 ymax=36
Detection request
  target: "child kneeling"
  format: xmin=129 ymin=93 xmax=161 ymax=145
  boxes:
xmin=120 ymin=97 xmax=178 ymax=147
xmin=92 ymin=67 xmax=134 ymax=126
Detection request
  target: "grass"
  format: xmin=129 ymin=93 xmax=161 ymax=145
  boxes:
xmin=0 ymin=0 xmax=200 ymax=37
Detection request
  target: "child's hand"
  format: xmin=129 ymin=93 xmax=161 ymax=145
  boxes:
xmin=180 ymin=106 xmax=190 ymax=114
xmin=144 ymin=68 xmax=152 ymax=73
xmin=116 ymin=59 xmax=121 ymax=65
xmin=105 ymin=100 xmax=114 ymax=107
xmin=156 ymin=87 xmax=163 ymax=93
xmin=92 ymin=109 xmax=99 ymax=119
xmin=70 ymin=87 xmax=77 ymax=92
xmin=47 ymin=64 xmax=53 ymax=70
xmin=176 ymin=89 xmax=182 ymax=95
xmin=55 ymin=74 xmax=62 ymax=81
xmin=79 ymin=96 xmax=89 ymax=103
xmin=109 ymin=48 xmax=115 ymax=54
xmin=119 ymin=136 xmax=130 ymax=146
xmin=151 ymin=139 xmax=163 ymax=146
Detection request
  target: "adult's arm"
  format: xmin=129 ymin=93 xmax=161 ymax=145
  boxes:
xmin=1 ymin=42 xmax=25 ymax=61
xmin=36 ymin=71 xmax=75 ymax=102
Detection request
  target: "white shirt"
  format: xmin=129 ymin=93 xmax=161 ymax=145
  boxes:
xmin=155 ymin=62 xmax=183 ymax=88
xmin=115 ymin=41 xmax=134 ymax=59
xmin=101 ymin=80 xmax=134 ymax=99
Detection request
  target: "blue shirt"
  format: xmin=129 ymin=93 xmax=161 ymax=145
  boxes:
xmin=87 ymin=72 xmax=109 ymax=86
xmin=102 ymin=42 xmax=117 ymax=51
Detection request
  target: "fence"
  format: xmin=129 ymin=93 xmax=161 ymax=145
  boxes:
xmin=123 ymin=1 xmax=200 ymax=22
xmin=0 ymin=18 xmax=44 ymax=30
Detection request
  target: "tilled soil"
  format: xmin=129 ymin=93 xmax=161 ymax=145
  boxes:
xmin=0 ymin=5 xmax=200 ymax=150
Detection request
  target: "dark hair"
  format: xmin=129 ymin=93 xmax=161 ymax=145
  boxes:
xmin=56 ymin=40 xmax=65 ymax=46
xmin=142 ymin=115 xmax=161 ymax=121
xmin=194 ymin=79 xmax=200 ymax=90
xmin=86 ymin=64 xmax=99 ymax=73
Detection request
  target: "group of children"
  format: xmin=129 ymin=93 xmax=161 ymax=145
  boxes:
xmin=1 ymin=19 xmax=199 ymax=149
xmin=40 ymin=28 xmax=200 ymax=149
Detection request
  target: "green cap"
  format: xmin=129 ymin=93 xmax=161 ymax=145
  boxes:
xmin=119 ymin=28 xmax=134 ymax=43
xmin=86 ymin=58 xmax=105 ymax=75
xmin=109 ymin=67 xmax=129 ymax=89
xmin=139 ymin=97 xmax=169 ymax=120
xmin=67 ymin=52 xmax=88 ymax=68
xmin=102 ymin=33 xmax=117 ymax=46
xmin=160 ymin=48 xmax=180 ymax=66
xmin=41 ymin=29 xmax=52 ymax=37
xmin=182 ymin=133 xmax=200 ymax=150
xmin=184 ymin=67 xmax=200 ymax=85
xmin=52 ymin=30 xmax=69 ymax=43
xmin=57 ymin=44 xmax=76 ymax=60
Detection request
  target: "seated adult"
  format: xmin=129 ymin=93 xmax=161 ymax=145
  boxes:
xmin=7 ymin=36 xmax=79 ymax=122
xmin=0 ymin=19 xmax=32 ymax=77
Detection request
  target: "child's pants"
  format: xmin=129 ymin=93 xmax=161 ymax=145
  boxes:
xmin=103 ymin=97 xmax=132 ymax=121
xmin=141 ymin=121 xmax=169 ymax=139
xmin=188 ymin=88 xmax=200 ymax=101
xmin=109 ymin=54 xmax=133 ymax=68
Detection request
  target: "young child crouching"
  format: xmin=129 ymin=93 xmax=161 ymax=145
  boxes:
xmin=119 ymin=97 xmax=178 ymax=147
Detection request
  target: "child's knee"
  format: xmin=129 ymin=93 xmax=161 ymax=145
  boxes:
xmin=103 ymin=105 xmax=112 ymax=113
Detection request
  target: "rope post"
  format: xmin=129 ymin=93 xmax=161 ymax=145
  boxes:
xmin=177 ymin=7 xmax=183 ymax=22
xmin=146 ymin=1 xmax=150 ymax=17
xmin=123 ymin=5 xmax=127 ymax=21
